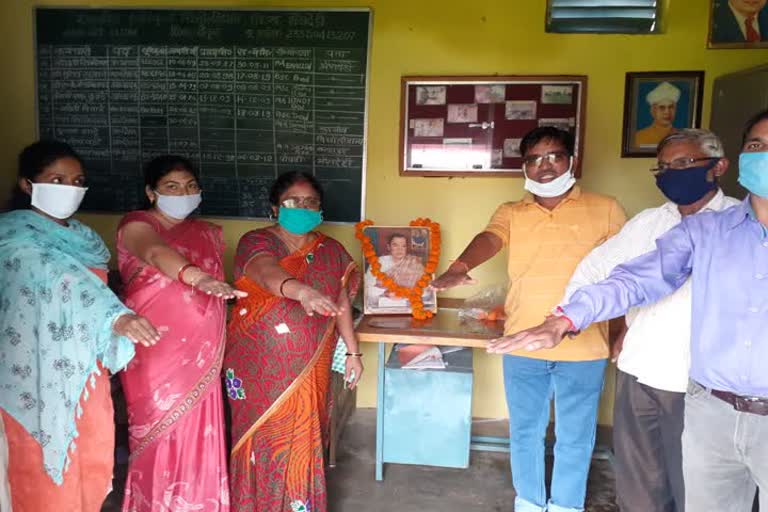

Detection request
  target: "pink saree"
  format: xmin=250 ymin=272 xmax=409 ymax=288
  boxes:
xmin=117 ymin=211 xmax=229 ymax=512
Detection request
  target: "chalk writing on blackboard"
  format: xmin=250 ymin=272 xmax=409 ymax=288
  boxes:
xmin=36 ymin=8 xmax=370 ymax=222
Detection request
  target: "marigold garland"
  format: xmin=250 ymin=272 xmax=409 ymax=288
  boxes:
xmin=355 ymin=218 xmax=441 ymax=320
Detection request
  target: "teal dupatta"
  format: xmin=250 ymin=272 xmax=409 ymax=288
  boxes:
xmin=0 ymin=210 xmax=135 ymax=484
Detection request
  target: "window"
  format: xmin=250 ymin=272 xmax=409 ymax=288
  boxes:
xmin=546 ymin=0 xmax=659 ymax=34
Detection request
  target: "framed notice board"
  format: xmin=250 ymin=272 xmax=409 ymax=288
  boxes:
xmin=399 ymin=75 xmax=587 ymax=177
xmin=35 ymin=8 xmax=371 ymax=222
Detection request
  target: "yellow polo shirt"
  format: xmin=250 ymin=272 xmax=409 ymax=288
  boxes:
xmin=484 ymin=186 xmax=626 ymax=361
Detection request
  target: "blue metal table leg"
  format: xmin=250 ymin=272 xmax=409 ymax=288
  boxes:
xmin=375 ymin=341 xmax=385 ymax=481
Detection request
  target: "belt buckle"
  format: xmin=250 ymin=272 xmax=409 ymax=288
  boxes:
xmin=734 ymin=396 xmax=768 ymax=415
xmin=733 ymin=396 xmax=749 ymax=412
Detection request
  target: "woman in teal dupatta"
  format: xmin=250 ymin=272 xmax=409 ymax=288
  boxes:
xmin=0 ymin=141 xmax=159 ymax=511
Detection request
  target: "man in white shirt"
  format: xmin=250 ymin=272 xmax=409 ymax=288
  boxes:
xmin=562 ymin=129 xmax=740 ymax=512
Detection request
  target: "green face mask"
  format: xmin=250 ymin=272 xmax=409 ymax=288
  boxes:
xmin=277 ymin=206 xmax=323 ymax=234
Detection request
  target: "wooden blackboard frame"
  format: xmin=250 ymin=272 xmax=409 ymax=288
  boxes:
xmin=33 ymin=7 xmax=372 ymax=224
xmin=399 ymin=75 xmax=587 ymax=178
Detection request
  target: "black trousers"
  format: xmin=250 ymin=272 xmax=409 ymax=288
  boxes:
xmin=613 ymin=370 xmax=685 ymax=512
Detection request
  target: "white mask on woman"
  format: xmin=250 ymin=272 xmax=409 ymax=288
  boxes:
xmin=30 ymin=182 xmax=88 ymax=219
xmin=155 ymin=192 xmax=202 ymax=220
xmin=523 ymin=157 xmax=576 ymax=198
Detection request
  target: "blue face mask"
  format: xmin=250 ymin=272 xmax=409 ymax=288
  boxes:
xmin=278 ymin=206 xmax=323 ymax=234
xmin=738 ymin=152 xmax=768 ymax=198
xmin=655 ymin=160 xmax=718 ymax=206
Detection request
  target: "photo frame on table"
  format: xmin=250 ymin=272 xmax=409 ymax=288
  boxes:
xmin=362 ymin=226 xmax=438 ymax=315
xmin=400 ymin=75 xmax=587 ymax=177
xmin=708 ymin=0 xmax=768 ymax=49
xmin=621 ymin=71 xmax=704 ymax=158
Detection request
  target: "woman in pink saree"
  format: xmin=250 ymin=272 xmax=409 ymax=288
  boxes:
xmin=116 ymin=155 xmax=245 ymax=511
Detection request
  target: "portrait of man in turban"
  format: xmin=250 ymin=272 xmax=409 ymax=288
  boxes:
xmin=622 ymin=72 xmax=704 ymax=157
xmin=634 ymin=81 xmax=682 ymax=147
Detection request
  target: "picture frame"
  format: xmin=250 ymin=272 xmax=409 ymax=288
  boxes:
xmin=708 ymin=0 xmax=768 ymax=49
xmin=400 ymin=75 xmax=587 ymax=177
xmin=621 ymin=71 xmax=704 ymax=158
xmin=362 ymin=226 xmax=438 ymax=315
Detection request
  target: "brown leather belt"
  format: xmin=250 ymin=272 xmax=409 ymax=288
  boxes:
xmin=711 ymin=389 xmax=768 ymax=416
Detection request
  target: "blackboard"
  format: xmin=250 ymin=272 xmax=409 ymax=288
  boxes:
xmin=35 ymin=8 xmax=370 ymax=222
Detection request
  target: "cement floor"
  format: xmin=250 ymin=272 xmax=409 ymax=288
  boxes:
xmin=103 ymin=408 xmax=618 ymax=511
xmin=326 ymin=409 xmax=617 ymax=512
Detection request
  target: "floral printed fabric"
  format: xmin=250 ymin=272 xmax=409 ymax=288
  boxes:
xmin=0 ymin=210 xmax=135 ymax=484
xmin=226 ymin=369 xmax=246 ymax=400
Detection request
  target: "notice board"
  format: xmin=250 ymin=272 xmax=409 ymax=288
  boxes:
xmin=35 ymin=8 xmax=371 ymax=222
xmin=399 ymin=76 xmax=586 ymax=177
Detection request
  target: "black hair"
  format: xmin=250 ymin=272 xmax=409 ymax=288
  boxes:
xmin=6 ymin=140 xmax=83 ymax=211
xmin=518 ymin=127 xmax=575 ymax=157
xmin=268 ymin=171 xmax=324 ymax=207
xmin=387 ymin=233 xmax=408 ymax=245
xmin=143 ymin=155 xmax=199 ymax=189
xmin=742 ymin=108 xmax=768 ymax=147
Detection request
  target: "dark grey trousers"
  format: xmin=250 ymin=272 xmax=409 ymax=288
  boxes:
xmin=613 ymin=370 xmax=686 ymax=512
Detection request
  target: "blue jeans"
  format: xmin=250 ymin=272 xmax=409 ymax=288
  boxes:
xmin=503 ymin=355 xmax=607 ymax=512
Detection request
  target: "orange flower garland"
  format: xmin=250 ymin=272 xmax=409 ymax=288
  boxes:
xmin=355 ymin=218 xmax=441 ymax=320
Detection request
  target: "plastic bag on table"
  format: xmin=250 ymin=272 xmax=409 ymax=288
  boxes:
xmin=458 ymin=282 xmax=508 ymax=321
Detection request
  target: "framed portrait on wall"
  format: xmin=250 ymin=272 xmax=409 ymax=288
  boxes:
xmin=400 ymin=75 xmax=587 ymax=177
xmin=708 ymin=0 xmax=768 ymax=48
xmin=362 ymin=226 xmax=438 ymax=315
xmin=621 ymin=71 xmax=704 ymax=158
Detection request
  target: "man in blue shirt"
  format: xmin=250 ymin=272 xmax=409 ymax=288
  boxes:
xmin=488 ymin=109 xmax=768 ymax=511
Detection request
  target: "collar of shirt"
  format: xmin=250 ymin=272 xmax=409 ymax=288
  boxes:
xmin=521 ymin=184 xmax=582 ymax=209
xmin=729 ymin=1 xmax=760 ymax=38
xmin=659 ymin=188 xmax=730 ymax=219
xmin=743 ymin=195 xmax=768 ymax=238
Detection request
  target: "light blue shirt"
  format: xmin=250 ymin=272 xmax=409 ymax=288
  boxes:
xmin=562 ymin=197 xmax=768 ymax=396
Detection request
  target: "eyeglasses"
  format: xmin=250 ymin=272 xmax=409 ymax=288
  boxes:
xmin=280 ymin=196 xmax=322 ymax=210
xmin=650 ymin=157 xmax=720 ymax=176
xmin=522 ymin=151 xmax=570 ymax=169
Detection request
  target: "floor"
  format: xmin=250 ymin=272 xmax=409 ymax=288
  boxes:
xmin=102 ymin=408 xmax=619 ymax=511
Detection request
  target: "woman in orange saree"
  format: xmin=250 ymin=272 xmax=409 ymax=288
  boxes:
xmin=226 ymin=172 xmax=363 ymax=512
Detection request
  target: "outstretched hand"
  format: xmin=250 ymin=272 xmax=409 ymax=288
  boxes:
xmin=486 ymin=316 xmax=572 ymax=354
xmin=296 ymin=287 xmax=345 ymax=317
xmin=113 ymin=313 xmax=161 ymax=347
xmin=431 ymin=270 xmax=477 ymax=291
xmin=194 ymin=275 xmax=248 ymax=300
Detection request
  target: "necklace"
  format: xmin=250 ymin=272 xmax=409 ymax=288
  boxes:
xmin=274 ymin=228 xmax=312 ymax=254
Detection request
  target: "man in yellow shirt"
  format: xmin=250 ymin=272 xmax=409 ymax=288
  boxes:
xmin=433 ymin=127 xmax=625 ymax=512
xmin=634 ymin=82 xmax=681 ymax=148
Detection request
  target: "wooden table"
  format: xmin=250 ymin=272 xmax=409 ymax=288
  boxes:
xmin=356 ymin=298 xmax=506 ymax=480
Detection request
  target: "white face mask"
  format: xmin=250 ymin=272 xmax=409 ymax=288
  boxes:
xmin=30 ymin=182 xmax=87 ymax=219
xmin=155 ymin=192 xmax=202 ymax=220
xmin=523 ymin=157 xmax=576 ymax=198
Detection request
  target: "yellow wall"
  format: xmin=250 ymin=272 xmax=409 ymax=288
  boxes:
xmin=1 ymin=0 xmax=767 ymax=424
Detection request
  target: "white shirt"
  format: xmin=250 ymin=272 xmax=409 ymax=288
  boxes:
xmin=562 ymin=189 xmax=740 ymax=392
xmin=729 ymin=1 xmax=762 ymax=40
